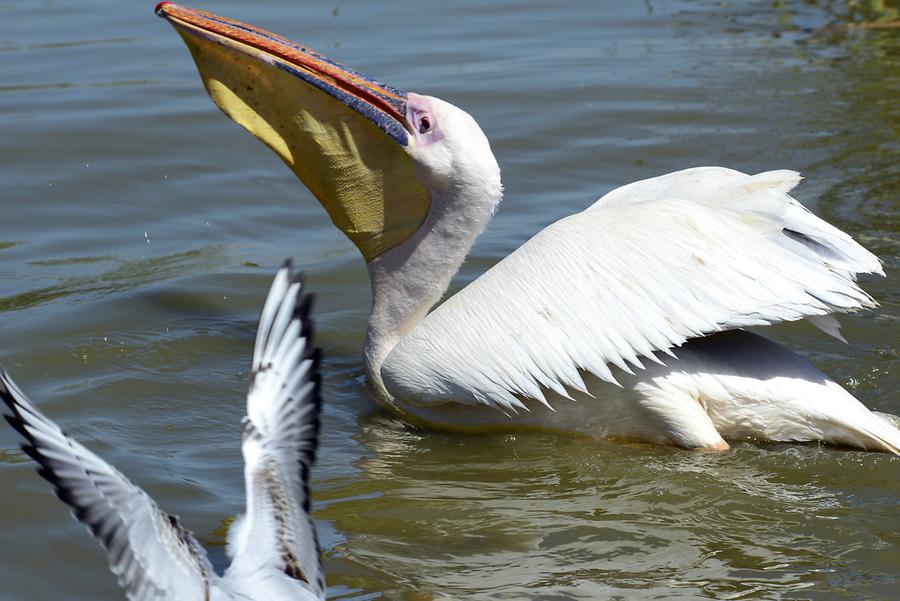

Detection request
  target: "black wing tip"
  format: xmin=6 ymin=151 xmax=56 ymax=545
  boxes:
xmin=293 ymin=287 xmax=316 ymax=344
xmin=0 ymin=366 xmax=11 ymax=393
xmin=0 ymin=368 xmax=61 ymax=451
xmin=303 ymin=353 xmax=324 ymax=470
xmin=0 ymin=368 xmax=111 ymax=539
xmin=0 ymin=382 xmax=77 ymax=499
xmin=22 ymin=443 xmax=47 ymax=465
xmin=0 ymin=368 xmax=38 ymax=446
xmin=0 ymin=370 xmax=60 ymax=489
xmin=308 ymin=347 xmax=323 ymax=373
xmin=280 ymin=257 xmax=306 ymax=286
xmin=278 ymin=257 xmax=315 ymax=343
xmin=0 ymin=366 xmax=21 ymax=413
xmin=24 ymin=441 xmax=91 ymax=528
xmin=4 ymin=409 xmax=30 ymax=441
xmin=305 ymin=347 xmax=323 ymax=408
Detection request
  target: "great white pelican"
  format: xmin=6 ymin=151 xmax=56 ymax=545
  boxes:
xmin=157 ymin=3 xmax=899 ymax=453
xmin=2 ymin=262 xmax=326 ymax=600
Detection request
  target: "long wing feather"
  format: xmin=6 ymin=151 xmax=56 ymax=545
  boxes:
xmin=383 ymin=167 xmax=882 ymax=414
xmin=0 ymin=370 xmax=215 ymax=601
xmin=226 ymin=261 xmax=325 ymax=598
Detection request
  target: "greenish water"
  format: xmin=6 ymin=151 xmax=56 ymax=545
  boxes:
xmin=1 ymin=1 xmax=898 ymax=599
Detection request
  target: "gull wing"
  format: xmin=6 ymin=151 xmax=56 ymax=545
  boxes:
xmin=226 ymin=261 xmax=325 ymax=598
xmin=383 ymin=167 xmax=883 ymax=413
xmin=1 ymin=370 xmax=215 ymax=601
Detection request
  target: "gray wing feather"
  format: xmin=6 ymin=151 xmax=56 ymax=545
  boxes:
xmin=1 ymin=370 xmax=215 ymax=601
xmin=228 ymin=260 xmax=325 ymax=598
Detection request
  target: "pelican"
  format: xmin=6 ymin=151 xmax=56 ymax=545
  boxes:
xmin=157 ymin=4 xmax=899 ymax=453
xmin=1 ymin=262 xmax=326 ymax=600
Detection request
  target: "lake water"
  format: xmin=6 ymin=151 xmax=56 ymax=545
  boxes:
xmin=1 ymin=1 xmax=898 ymax=599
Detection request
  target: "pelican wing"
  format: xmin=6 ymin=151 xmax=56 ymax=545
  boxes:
xmin=226 ymin=262 xmax=325 ymax=598
xmin=0 ymin=370 xmax=214 ymax=601
xmin=383 ymin=168 xmax=883 ymax=413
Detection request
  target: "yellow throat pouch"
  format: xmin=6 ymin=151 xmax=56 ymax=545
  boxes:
xmin=163 ymin=5 xmax=430 ymax=262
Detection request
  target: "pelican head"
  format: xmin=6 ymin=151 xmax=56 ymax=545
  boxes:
xmin=404 ymin=93 xmax=501 ymax=201
xmin=157 ymin=3 xmax=501 ymax=265
xmin=158 ymin=3 xmax=503 ymax=399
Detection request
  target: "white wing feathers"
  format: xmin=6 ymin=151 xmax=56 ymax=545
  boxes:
xmin=383 ymin=168 xmax=882 ymax=414
xmin=226 ymin=261 xmax=325 ymax=597
xmin=593 ymin=167 xmax=882 ymax=278
xmin=0 ymin=370 xmax=214 ymax=601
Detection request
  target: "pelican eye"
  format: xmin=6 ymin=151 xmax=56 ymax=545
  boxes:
xmin=418 ymin=115 xmax=431 ymax=134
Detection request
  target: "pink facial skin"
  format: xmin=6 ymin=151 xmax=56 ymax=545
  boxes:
xmin=406 ymin=93 xmax=445 ymax=147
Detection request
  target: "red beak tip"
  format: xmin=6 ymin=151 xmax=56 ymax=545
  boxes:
xmin=155 ymin=2 xmax=174 ymax=15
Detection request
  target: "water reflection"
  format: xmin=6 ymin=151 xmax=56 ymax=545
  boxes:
xmin=314 ymin=405 xmax=897 ymax=598
xmin=0 ymin=247 xmax=228 ymax=313
xmin=0 ymin=1 xmax=897 ymax=599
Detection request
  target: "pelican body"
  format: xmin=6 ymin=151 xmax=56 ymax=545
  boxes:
xmin=158 ymin=4 xmax=900 ymax=453
xmin=2 ymin=263 xmax=326 ymax=601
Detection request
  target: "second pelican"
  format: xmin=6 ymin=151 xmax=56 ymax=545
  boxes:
xmin=158 ymin=3 xmax=899 ymax=453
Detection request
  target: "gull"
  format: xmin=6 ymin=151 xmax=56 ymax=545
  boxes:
xmin=1 ymin=261 xmax=327 ymax=600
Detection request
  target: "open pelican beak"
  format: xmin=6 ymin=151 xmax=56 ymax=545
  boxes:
xmin=156 ymin=2 xmax=430 ymax=262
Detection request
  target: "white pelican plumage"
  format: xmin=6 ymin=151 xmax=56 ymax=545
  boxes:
xmin=1 ymin=262 xmax=326 ymax=600
xmin=158 ymin=4 xmax=900 ymax=453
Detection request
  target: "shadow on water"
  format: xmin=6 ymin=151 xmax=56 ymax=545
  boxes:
xmin=0 ymin=247 xmax=229 ymax=313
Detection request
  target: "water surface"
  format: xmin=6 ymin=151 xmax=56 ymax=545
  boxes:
xmin=1 ymin=1 xmax=898 ymax=599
